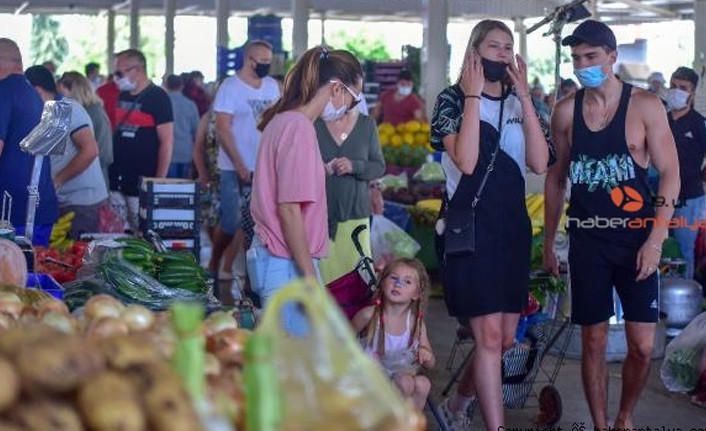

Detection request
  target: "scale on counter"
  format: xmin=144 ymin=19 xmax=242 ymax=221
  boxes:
xmin=18 ymin=99 xmax=71 ymax=243
xmin=0 ymin=191 xmax=14 ymax=240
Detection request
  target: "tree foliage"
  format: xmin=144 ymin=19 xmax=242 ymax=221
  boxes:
xmin=30 ymin=15 xmax=69 ymax=67
xmin=528 ymin=50 xmax=572 ymax=91
xmin=326 ymin=29 xmax=391 ymax=61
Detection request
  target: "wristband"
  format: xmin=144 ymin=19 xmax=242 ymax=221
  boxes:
xmin=465 ymin=95 xmax=481 ymax=100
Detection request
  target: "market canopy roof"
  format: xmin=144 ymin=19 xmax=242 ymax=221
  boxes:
xmin=0 ymin=0 xmax=696 ymax=24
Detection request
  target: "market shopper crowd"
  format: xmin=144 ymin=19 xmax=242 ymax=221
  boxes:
xmin=1 ymin=14 xmax=706 ymax=429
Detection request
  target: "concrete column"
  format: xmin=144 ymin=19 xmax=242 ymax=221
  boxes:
xmin=107 ymin=9 xmax=115 ymax=72
xmin=694 ymin=0 xmax=706 ymax=113
xmin=129 ymin=0 xmax=140 ymax=49
xmin=589 ymin=0 xmax=599 ymax=18
xmin=164 ymin=0 xmax=175 ymax=75
xmin=216 ymin=0 xmax=229 ymax=48
xmin=514 ymin=17 xmax=528 ymax=62
xmin=292 ymin=0 xmax=309 ymax=60
xmin=422 ymin=0 xmax=448 ymax=119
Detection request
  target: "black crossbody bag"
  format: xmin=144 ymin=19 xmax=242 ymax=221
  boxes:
xmin=444 ymin=96 xmax=504 ymax=256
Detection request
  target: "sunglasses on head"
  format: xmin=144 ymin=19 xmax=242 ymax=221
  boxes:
xmin=330 ymin=80 xmax=362 ymax=111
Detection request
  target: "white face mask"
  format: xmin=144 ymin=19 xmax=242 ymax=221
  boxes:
xmin=666 ymin=88 xmax=690 ymax=111
xmin=397 ymin=85 xmax=413 ymax=96
xmin=116 ymin=76 xmax=137 ymax=92
xmin=321 ymin=99 xmax=347 ymax=122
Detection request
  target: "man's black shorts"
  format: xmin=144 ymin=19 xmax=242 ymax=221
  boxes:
xmin=568 ymin=233 xmax=659 ymax=326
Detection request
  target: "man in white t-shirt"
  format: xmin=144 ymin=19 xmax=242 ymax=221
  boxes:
xmin=210 ymin=40 xmax=281 ymax=288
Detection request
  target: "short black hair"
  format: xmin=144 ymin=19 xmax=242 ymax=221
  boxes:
xmin=116 ymin=48 xmax=147 ymax=71
xmin=398 ymin=69 xmax=413 ymax=82
xmin=85 ymin=62 xmax=100 ymax=76
xmin=165 ymin=74 xmax=183 ymax=91
xmin=25 ymin=64 xmax=57 ymax=94
xmin=672 ymin=67 xmax=699 ymax=89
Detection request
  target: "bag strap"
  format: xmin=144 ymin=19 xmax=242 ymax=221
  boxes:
xmin=471 ymin=90 xmax=505 ymax=209
xmin=115 ymin=84 xmax=152 ymax=132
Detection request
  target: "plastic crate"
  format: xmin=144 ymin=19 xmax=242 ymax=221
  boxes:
xmin=139 ymin=192 xmax=199 ymax=209
xmin=140 ymin=177 xmax=199 ymax=194
xmin=25 ymin=273 xmax=64 ymax=300
xmin=139 ymin=206 xmax=200 ymax=238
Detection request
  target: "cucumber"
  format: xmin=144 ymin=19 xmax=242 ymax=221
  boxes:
xmin=155 ymin=251 xmax=197 ymax=264
xmin=115 ymin=237 xmax=154 ymax=253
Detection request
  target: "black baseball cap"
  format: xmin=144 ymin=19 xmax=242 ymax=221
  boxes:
xmin=25 ymin=65 xmax=57 ymax=94
xmin=671 ymin=67 xmax=699 ymax=88
xmin=561 ymin=20 xmax=617 ymax=51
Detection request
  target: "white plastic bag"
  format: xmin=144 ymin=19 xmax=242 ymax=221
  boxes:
xmin=370 ymin=214 xmax=420 ymax=266
xmin=661 ymin=311 xmax=706 ymax=393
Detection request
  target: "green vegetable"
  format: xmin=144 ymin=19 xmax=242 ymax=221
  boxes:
xmin=170 ymin=303 xmax=206 ymax=403
xmin=666 ymin=348 xmax=701 ymax=390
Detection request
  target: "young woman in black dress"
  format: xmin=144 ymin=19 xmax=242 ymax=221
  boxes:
xmin=431 ymin=19 xmax=551 ymax=430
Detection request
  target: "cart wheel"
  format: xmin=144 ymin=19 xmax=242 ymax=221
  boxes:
xmin=538 ymin=385 xmax=562 ymax=426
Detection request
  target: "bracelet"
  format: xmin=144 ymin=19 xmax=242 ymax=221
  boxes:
xmin=465 ymin=95 xmax=481 ymax=100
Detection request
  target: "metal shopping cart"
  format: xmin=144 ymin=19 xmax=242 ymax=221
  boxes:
xmin=434 ymin=270 xmax=575 ymax=428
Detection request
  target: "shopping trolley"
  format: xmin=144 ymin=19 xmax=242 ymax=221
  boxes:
xmin=437 ymin=270 xmax=574 ymax=427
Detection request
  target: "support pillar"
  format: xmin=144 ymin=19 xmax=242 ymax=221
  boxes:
xmin=694 ymin=0 xmax=706 ymax=112
xmin=107 ymin=9 xmax=115 ymax=71
xmin=164 ymin=0 xmax=175 ymax=75
xmin=292 ymin=0 xmax=309 ymax=60
xmin=422 ymin=0 xmax=448 ymax=119
xmin=216 ymin=0 xmax=229 ymax=48
xmin=514 ymin=17 xmax=528 ymax=63
xmin=129 ymin=0 xmax=140 ymax=49
xmin=589 ymin=0 xmax=599 ymax=18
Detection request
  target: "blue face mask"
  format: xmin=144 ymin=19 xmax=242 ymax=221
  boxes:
xmin=574 ymin=64 xmax=608 ymax=88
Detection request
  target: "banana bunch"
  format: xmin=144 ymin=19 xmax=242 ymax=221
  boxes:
xmin=525 ymin=193 xmax=569 ymax=236
xmin=50 ymin=211 xmax=75 ymax=249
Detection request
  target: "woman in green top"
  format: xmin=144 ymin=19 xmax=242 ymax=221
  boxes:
xmin=315 ymin=78 xmax=386 ymax=285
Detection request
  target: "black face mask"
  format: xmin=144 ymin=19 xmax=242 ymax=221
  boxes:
xmin=254 ymin=62 xmax=271 ymax=78
xmin=481 ymin=57 xmax=508 ymax=82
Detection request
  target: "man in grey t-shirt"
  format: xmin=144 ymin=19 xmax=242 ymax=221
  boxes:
xmin=26 ymin=65 xmax=108 ymax=239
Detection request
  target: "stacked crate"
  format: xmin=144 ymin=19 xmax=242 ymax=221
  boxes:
xmin=138 ymin=177 xmax=200 ymax=257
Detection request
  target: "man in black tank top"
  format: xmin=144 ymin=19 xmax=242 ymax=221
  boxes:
xmin=542 ymin=20 xmax=681 ymax=430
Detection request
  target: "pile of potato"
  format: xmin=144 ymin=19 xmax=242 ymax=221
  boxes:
xmin=0 ymin=293 xmax=252 ymax=431
xmin=0 ymin=326 xmax=204 ymax=431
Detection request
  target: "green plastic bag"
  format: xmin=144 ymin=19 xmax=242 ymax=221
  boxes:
xmin=257 ymin=278 xmax=426 ymax=431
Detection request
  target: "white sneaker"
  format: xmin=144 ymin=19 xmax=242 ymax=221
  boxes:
xmin=438 ymin=398 xmax=472 ymax=431
xmin=230 ymin=276 xmax=245 ymax=301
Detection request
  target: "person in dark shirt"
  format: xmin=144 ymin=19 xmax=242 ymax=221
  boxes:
xmin=0 ymin=38 xmax=58 ymax=245
xmin=109 ymin=49 xmax=173 ymax=231
xmin=666 ymin=66 xmax=706 ymax=279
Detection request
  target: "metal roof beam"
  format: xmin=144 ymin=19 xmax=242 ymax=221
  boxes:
xmin=613 ymin=0 xmax=678 ymax=17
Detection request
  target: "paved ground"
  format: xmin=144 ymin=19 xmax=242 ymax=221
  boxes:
xmin=203 ymin=236 xmax=706 ymax=431
xmin=422 ymin=298 xmax=706 ymax=431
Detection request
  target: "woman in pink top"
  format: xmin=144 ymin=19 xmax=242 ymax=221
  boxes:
xmin=247 ymin=46 xmax=363 ymax=334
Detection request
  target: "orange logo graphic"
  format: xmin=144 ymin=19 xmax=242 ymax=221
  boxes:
xmin=610 ymin=186 xmax=643 ymax=212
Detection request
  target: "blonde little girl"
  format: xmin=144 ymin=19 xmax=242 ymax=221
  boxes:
xmin=352 ymin=258 xmax=435 ymax=409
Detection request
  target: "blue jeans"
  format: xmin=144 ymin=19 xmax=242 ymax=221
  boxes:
xmin=672 ymin=195 xmax=706 ymax=279
xmin=168 ymin=163 xmax=190 ymax=179
xmin=219 ymin=170 xmax=250 ymax=235
xmin=246 ymin=235 xmax=322 ymax=336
